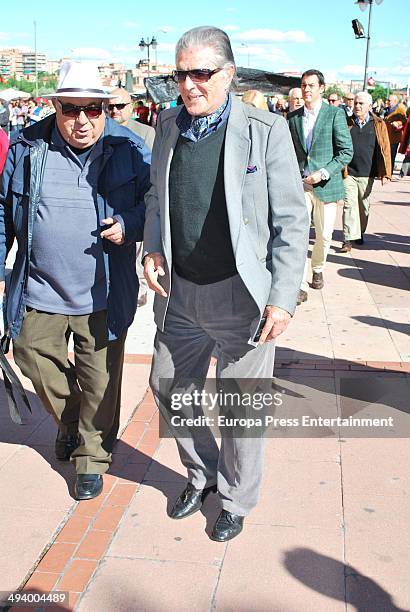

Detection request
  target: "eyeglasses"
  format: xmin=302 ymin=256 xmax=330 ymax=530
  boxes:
xmin=107 ymin=103 xmax=129 ymax=111
xmin=328 ymin=98 xmax=338 ymax=103
xmin=57 ymin=100 xmax=103 ymax=118
xmin=172 ymin=68 xmax=222 ymax=83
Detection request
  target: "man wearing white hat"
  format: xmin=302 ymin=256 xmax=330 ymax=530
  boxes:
xmin=0 ymin=61 xmax=151 ymax=500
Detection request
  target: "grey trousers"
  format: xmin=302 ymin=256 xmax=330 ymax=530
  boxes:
xmin=150 ymin=273 xmax=276 ymax=516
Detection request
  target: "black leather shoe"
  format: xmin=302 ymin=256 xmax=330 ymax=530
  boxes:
xmin=311 ymin=272 xmax=324 ymax=290
xmin=210 ymin=510 xmax=244 ymax=542
xmin=74 ymin=474 xmax=103 ymax=501
xmin=55 ymin=430 xmax=81 ymax=461
xmin=168 ymin=482 xmax=217 ymax=520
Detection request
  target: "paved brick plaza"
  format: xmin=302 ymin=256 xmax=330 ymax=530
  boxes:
xmin=0 ymin=176 xmax=409 ymax=611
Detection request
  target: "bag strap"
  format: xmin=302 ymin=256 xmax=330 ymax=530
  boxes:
xmin=0 ymin=334 xmax=32 ymax=424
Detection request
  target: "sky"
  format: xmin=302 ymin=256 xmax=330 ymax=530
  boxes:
xmin=1 ymin=0 xmax=409 ymax=86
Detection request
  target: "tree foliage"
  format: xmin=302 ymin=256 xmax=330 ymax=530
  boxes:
xmin=368 ymin=84 xmax=389 ymax=102
xmin=0 ymin=73 xmax=58 ymax=95
xmin=324 ymin=85 xmax=345 ymax=99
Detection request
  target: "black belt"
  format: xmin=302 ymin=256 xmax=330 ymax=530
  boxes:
xmin=0 ymin=334 xmax=32 ymax=424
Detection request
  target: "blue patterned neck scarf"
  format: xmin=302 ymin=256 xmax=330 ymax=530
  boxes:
xmin=176 ymin=96 xmax=231 ymax=142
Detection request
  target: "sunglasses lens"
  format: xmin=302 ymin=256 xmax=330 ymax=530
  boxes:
xmin=86 ymin=108 xmax=102 ymax=117
xmin=108 ymin=103 xmax=127 ymax=111
xmin=61 ymin=105 xmax=78 ymax=117
xmin=173 ymin=69 xmax=218 ymax=83
xmin=60 ymin=104 xmax=102 ymax=118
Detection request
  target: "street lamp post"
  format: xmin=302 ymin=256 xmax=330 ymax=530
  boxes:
xmin=241 ymin=43 xmax=250 ymax=68
xmin=354 ymin=0 xmax=384 ymax=91
xmin=139 ymin=36 xmax=157 ymax=78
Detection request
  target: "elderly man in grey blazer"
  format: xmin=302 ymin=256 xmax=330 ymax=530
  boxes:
xmin=143 ymin=26 xmax=309 ymax=542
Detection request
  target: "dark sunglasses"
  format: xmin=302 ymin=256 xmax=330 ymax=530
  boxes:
xmin=328 ymin=99 xmax=338 ymax=103
xmin=57 ymin=100 xmax=103 ymax=118
xmin=172 ymin=68 xmax=222 ymax=83
xmin=107 ymin=103 xmax=129 ymax=111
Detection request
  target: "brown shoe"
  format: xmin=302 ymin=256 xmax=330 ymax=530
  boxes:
xmin=311 ymin=272 xmax=324 ymax=290
xmin=137 ymin=292 xmax=148 ymax=307
xmin=340 ymin=241 xmax=352 ymax=253
xmin=297 ymin=290 xmax=308 ymax=305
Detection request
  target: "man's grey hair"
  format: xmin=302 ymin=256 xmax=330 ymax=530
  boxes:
xmin=355 ymin=91 xmax=373 ymax=105
xmin=288 ymin=88 xmax=302 ymax=98
xmin=175 ymin=26 xmax=236 ymax=71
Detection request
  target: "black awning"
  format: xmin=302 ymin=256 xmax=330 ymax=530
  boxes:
xmin=144 ymin=67 xmax=300 ymax=103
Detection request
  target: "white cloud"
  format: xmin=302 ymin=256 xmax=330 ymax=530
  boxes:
xmin=112 ymin=45 xmax=135 ymax=53
xmin=222 ymin=25 xmax=241 ymax=32
xmin=374 ymin=41 xmax=409 ymax=49
xmin=233 ymin=29 xmax=313 ymax=44
xmin=157 ymin=26 xmax=174 ymax=33
xmin=71 ymin=47 xmax=112 ymax=60
xmin=121 ymin=21 xmax=140 ymax=29
xmin=0 ymin=32 xmax=10 ymax=40
xmin=339 ymin=63 xmax=410 ymax=84
xmin=0 ymin=44 xmax=31 ymax=51
xmin=154 ymin=42 xmax=176 ymax=54
xmin=225 ymin=7 xmax=237 ymax=12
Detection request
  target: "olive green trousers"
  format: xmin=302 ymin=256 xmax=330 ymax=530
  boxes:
xmin=13 ymin=308 xmax=125 ymax=474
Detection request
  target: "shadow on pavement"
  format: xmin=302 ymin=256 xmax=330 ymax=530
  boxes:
xmin=352 ymin=315 xmax=410 ymax=337
xmin=283 ymin=548 xmax=407 ymax=612
xmin=0 ymin=383 xmax=185 ymax=504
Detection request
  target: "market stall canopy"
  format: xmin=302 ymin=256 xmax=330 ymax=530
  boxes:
xmin=144 ymin=68 xmax=301 ymax=103
xmin=0 ymin=88 xmax=30 ymax=101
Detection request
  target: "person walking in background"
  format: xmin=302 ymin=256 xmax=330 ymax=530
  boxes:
xmin=0 ymin=98 xmax=10 ymax=137
xmin=136 ymin=100 xmax=150 ymax=124
xmin=288 ymin=88 xmax=304 ymax=113
xmin=287 ymin=69 xmax=353 ymax=304
xmin=107 ymin=87 xmax=156 ymax=306
xmin=341 ymin=91 xmax=391 ymax=253
xmin=340 ymin=93 xmax=355 ymax=117
xmin=384 ymin=94 xmax=407 ymax=174
xmin=0 ymin=61 xmax=150 ymax=501
xmin=327 ymin=93 xmax=340 ymax=107
xmin=144 ymin=26 xmax=308 ymax=542
xmin=108 ymin=88 xmax=155 ymax=150
xmin=399 ymin=108 xmax=410 ymax=178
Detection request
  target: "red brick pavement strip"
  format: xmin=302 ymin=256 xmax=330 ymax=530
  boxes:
xmin=121 ymin=354 xmax=409 ymax=374
xmin=7 ymin=351 xmax=410 ymax=374
xmin=11 ymin=358 xmax=409 ymax=610
xmin=12 ymin=389 xmax=160 ymax=612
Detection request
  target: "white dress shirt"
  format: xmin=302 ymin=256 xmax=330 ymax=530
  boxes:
xmin=303 ymin=99 xmax=322 ymax=153
xmin=302 ymin=99 xmax=329 ymax=180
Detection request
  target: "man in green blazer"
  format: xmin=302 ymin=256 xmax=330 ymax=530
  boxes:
xmin=288 ymin=69 xmax=353 ymax=303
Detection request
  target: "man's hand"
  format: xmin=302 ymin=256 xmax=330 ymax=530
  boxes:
xmin=303 ymin=171 xmax=322 ymax=186
xmin=258 ymin=305 xmax=291 ymax=344
xmin=381 ymin=177 xmax=391 ymax=186
xmin=143 ymin=252 xmax=167 ymax=297
xmin=100 ymin=217 xmax=125 ymax=245
xmin=0 ymin=281 xmax=5 ymax=297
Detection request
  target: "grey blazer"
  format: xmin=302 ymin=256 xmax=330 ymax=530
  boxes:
xmin=143 ymin=94 xmax=309 ymax=339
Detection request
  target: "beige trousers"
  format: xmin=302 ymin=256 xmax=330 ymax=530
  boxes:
xmin=343 ymin=175 xmax=374 ymax=241
xmin=301 ymin=191 xmax=338 ymax=292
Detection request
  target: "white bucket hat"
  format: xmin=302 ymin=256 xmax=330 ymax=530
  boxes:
xmin=45 ymin=60 xmax=112 ymax=99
